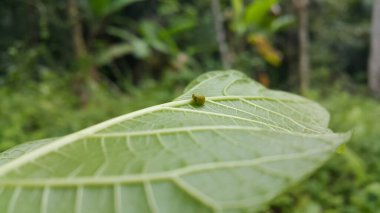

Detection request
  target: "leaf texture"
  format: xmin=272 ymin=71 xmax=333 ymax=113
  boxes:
xmin=0 ymin=71 xmax=349 ymax=213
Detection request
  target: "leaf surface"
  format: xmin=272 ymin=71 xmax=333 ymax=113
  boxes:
xmin=0 ymin=71 xmax=349 ymax=213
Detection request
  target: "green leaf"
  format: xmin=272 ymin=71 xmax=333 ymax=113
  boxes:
xmin=96 ymin=43 xmax=132 ymax=65
xmin=245 ymin=0 xmax=278 ymax=26
xmin=106 ymin=0 xmax=142 ymax=17
xmin=140 ymin=21 xmax=168 ymax=53
xmin=0 ymin=138 xmax=56 ymax=167
xmin=106 ymin=27 xmax=152 ymax=58
xmin=0 ymin=71 xmax=349 ymax=212
xmin=232 ymin=0 xmax=243 ymax=16
xmin=230 ymin=0 xmax=247 ymax=35
xmin=270 ymin=15 xmax=296 ymax=32
xmin=88 ymin=0 xmax=141 ymax=18
xmin=88 ymin=0 xmax=110 ymax=17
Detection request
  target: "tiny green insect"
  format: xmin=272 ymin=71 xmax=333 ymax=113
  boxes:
xmin=192 ymin=94 xmax=205 ymax=106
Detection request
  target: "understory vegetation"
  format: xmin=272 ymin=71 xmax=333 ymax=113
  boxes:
xmin=1 ymin=0 xmax=379 ymax=211
xmin=1 ymin=72 xmax=379 ymax=211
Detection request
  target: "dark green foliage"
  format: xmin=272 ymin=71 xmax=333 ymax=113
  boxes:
xmin=266 ymin=90 xmax=380 ymax=212
xmin=0 ymin=71 xmax=191 ymax=152
xmin=0 ymin=0 xmax=378 ymax=211
xmin=309 ymin=0 xmax=371 ymax=84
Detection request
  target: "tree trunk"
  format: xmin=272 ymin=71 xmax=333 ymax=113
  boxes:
xmin=368 ymin=0 xmax=380 ymax=97
xmin=294 ymin=0 xmax=310 ymax=94
xmin=67 ymin=0 xmax=100 ymax=106
xmin=67 ymin=0 xmax=99 ymax=81
xmin=211 ymin=0 xmax=231 ymax=69
xmin=67 ymin=0 xmax=87 ymax=57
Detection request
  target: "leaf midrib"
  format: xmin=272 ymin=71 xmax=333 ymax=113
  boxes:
xmin=0 ymin=96 xmax=325 ymax=177
xmin=0 ymin=146 xmax=334 ymax=186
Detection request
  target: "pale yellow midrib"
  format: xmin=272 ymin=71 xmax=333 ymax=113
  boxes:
xmin=0 ymin=146 xmax=334 ymax=186
xmin=0 ymin=95 xmax=327 ymax=177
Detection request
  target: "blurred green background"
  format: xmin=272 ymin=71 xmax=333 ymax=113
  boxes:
xmin=0 ymin=0 xmax=379 ymax=212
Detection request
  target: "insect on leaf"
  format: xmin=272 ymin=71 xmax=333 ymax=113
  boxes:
xmin=192 ymin=94 xmax=206 ymax=106
xmin=0 ymin=70 xmax=350 ymax=213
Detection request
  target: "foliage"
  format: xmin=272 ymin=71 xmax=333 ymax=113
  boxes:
xmin=0 ymin=0 xmax=372 ymax=88
xmin=0 ymin=71 xmax=348 ymax=212
xmin=0 ymin=0 xmax=297 ymax=88
xmin=265 ymin=89 xmax=380 ymax=212
xmin=228 ymin=0 xmax=295 ymax=83
xmin=0 ymin=0 xmax=378 ymax=211
xmin=309 ymin=0 xmax=371 ymax=83
xmin=0 ymin=69 xmax=191 ymax=152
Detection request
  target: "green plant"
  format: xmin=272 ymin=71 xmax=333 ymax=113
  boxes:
xmin=265 ymin=89 xmax=379 ymax=212
xmin=87 ymin=0 xmax=141 ymax=18
xmin=0 ymin=71 xmax=349 ymax=212
xmin=227 ymin=0 xmax=297 ymax=87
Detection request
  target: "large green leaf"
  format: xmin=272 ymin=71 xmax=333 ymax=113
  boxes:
xmin=88 ymin=0 xmax=141 ymax=18
xmin=244 ymin=0 xmax=278 ymax=26
xmin=0 ymin=71 xmax=349 ymax=212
